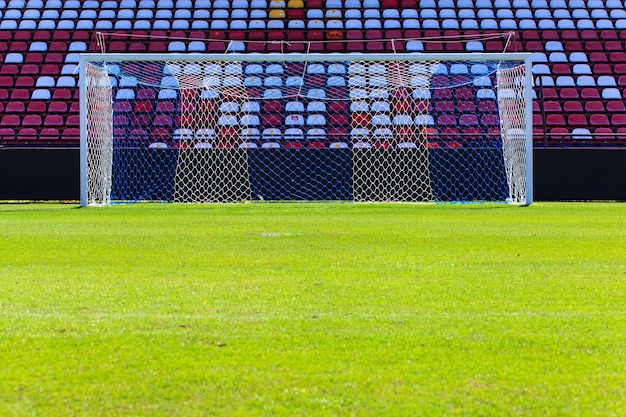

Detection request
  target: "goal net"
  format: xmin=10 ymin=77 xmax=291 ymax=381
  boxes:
xmin=80 ymin=53 xmax=532 ymax=206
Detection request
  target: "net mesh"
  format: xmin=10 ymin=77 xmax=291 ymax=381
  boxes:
xmin=497 ymin=63 xmax=528 ymax=204
xmin=85 ymin=63 xmax=114 ymax=206
xmin=83 ymin=54 xmax=530 ymax=204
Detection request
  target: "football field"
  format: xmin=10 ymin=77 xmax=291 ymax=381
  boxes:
xmin=0 ymin=202 xmax=624 ymax=416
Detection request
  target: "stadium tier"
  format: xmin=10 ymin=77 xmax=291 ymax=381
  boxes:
xmin=0 ymin=0 xmax=626 ymax=148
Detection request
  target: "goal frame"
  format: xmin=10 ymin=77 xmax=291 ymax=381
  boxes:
xmin=79 ymin=52 xmax=533 ymax=206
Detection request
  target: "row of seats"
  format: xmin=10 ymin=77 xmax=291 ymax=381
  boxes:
xmin=538 ymin=113 xmax=626 ymax=126
xmin=112 ymin=99 xmax=497 ymax=113
xmin=1 ymin=0 xmax=624 ymax=8
xmin=0 ymin=88 xmax=77 ymax=101
xmin=538 ymin=99 xmax=626 ymax=112
xmin=143 ymin=141 xmax=470 ymax=149
xmin=3 ymin=9 xmax=625 ymax=19
xmin=538 ymin=127 xmax=626 ymax=146
xmin=15 ymin=124 xmax=620 ymax=149
xmin=111 ymin=113 xmax=500 ymax=127
xmin=0 ymin=76 xmax=77 ymax=88
xmin=536 ymin=86 xmax=625 ymax=99
xmin=3 ymin=19 xmax=626 ymax=31
xmin=535 ymin=63 xmax=626 ymax=75
xmin=112 ymin=88 xmax=499 ymax=101
xmin=532 ymin=51 xmax=626 ymax=62
xmin=0 ymin=114 xmax=79 ymax=127
xmin=116 ymin=124 xmax=498 ymax=148
xmin=535 ymin=75 xmax=626 ymax=87
xmin=5 ymin=27 xmax=624 ymax=41
xmin=0 ymin=127 xmax=78 ymax=145
xmin=144 ymin=140 xmax=468 ymax=150
xmin=0 ymin=101 xmax=78 ymax=113
xmin=9 ymin=36 xmax=626 ymax=55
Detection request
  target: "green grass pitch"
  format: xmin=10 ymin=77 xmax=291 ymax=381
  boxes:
xmin=0 ymin=202 xmax=625 ymax=416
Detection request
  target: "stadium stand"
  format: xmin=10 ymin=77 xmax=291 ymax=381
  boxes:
xmin=0 ymin=0 xmax=625 ymax=147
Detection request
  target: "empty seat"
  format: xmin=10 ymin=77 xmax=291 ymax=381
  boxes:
xmin=567 ymin=114 xmax=588 ymax=126
xmin=590 ymin=114 xmax=610 ymax=126
xmin=571 ymin=128 xmax=592 ymax=141
xmin=602 ymin=88 xmax=621 ymax=99
xmin=611 ymin=114 xmax=626 ymax=126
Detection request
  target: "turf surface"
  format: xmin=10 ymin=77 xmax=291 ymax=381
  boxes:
xmin=0 ymin=202 xmax=625 ymax=416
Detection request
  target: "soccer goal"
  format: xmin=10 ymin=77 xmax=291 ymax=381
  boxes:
xmin=79 ymin=52 xmax=532 ymax=206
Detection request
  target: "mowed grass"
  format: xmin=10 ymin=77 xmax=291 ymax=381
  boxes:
xmin=0 ymin=202 xmax=625 ymax=416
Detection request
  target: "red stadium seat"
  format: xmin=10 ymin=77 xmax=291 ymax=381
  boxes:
xmin=549 ymin=127 xmax=570 ymax=143
xmin=563 ymin=101 xmax=584 ymax=113
xmin=40 ymin=64 xmax=60 ymax=75
xmin=0 ymin=76 xmax=14 ymax=87
xmin=18 ymin=128 xmax=39 ymax=142
xmin=1 ymin=115 xmax=21 ymax=126
xmin=11 ymin=89 xmax=30 ymax=100
xmin=52 ymin=89 xmax=72 ymax=100
xmin=559 ymin=88 xmax=579 ymax=99
xmin=590 ymin=114 xmax=610 ymax=126
xmin=481 ymin=114 xmax=500 ymax=127
xmin=610 ymin=114 xmax=626 ymax=126
xmin=15 ymin=76 xmax=35 ymax=87
xmin=307 ymin=141 xmax=326 ymax=149
xmin=65 ymin=115 xmax=80 ymax=126
xmin=561 ymin=30 xmax=579 ymax=40
xmin=52 ymin=31 xmax=71 ymax=41
xmin=478 ymin=100 xmax=498 ymax=113
xmin=40 ymin=127 xmax=61 ymax=141
xmin=351 ymin=113 xmax=372 ymax=128
xmin=609 ymin=52 xmax=626 ymax=62
xmin=347 ymin=41 xmax=365 ymax=52
xmin=581 ymin=88 xmax=601 ymax=99
xmin=567 ymin=114 xmax=588 ymax=126
xmin=581 ymin=30 xmax=599 ymax=40
xmin=327 ymin=42 xmax=345 ymax=52
xmin=284 ymin=141 xmax=303 ymax=149
xmin=552 ymin=64 xmax=571 ymax=74
xmin=328 ymin=102 xmax=348 ymax=113
xmin=543 ymin=101 xmax=562 ymax=112
xmin=22 ymin=115 xmax=42 ymax=127
xmin=5 ymin=102 xmax=25 ymax=113
xmin=585 ymin=101 xmax=605 ymax=112
xmin=437 ymin=115 xmax=457 ymax=127
xmin=62 ymin=128 xmax=80 ymax=143
xmin=546 ymin=114 xmax=566 ymax=127
xmin=0 ymin=64 xmax=18 ymax=75
xmin=113 ymin=102 xmax=132 ymax=114
xmin=607 ymin=101 xmax=626 ymax=112
xmin=262 ymin=114 xmax=282 ymax=127
xmin=434 ymin=101 xmax=455 ymax=113
xmin=329 ymin=114 xmax=349 ymax=126
xmin=44 ymin=115 xmax=65 ymax=127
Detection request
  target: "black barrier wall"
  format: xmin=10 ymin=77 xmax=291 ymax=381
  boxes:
xmin=1 ymin=148 xmax=625 ymax=201
xmin=0 ymin=149 xmax=79 ymax=201
xmin=533 ymin=149 xmax=626 ymax=201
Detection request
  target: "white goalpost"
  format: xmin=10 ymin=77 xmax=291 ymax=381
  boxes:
xmin=79 ymin=52 xmax=533 ymax=206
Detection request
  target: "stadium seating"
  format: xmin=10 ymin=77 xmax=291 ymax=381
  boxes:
xmin=0 ymin=1 xmax=625 ymax=147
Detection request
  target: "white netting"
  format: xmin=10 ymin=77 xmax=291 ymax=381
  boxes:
xmin=497 ymin=64 xmax=528 ymax=204
xmin=82 ymin=54 xmax=531 ymax=204
xmin=85 ymin=63 xmax=113 ymax=206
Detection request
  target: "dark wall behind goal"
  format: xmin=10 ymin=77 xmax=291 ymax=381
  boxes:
xmin=1 ymin=148 xmax=625 ymax=202
xmin=0 ymin=149 xmax=79 ymax=201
